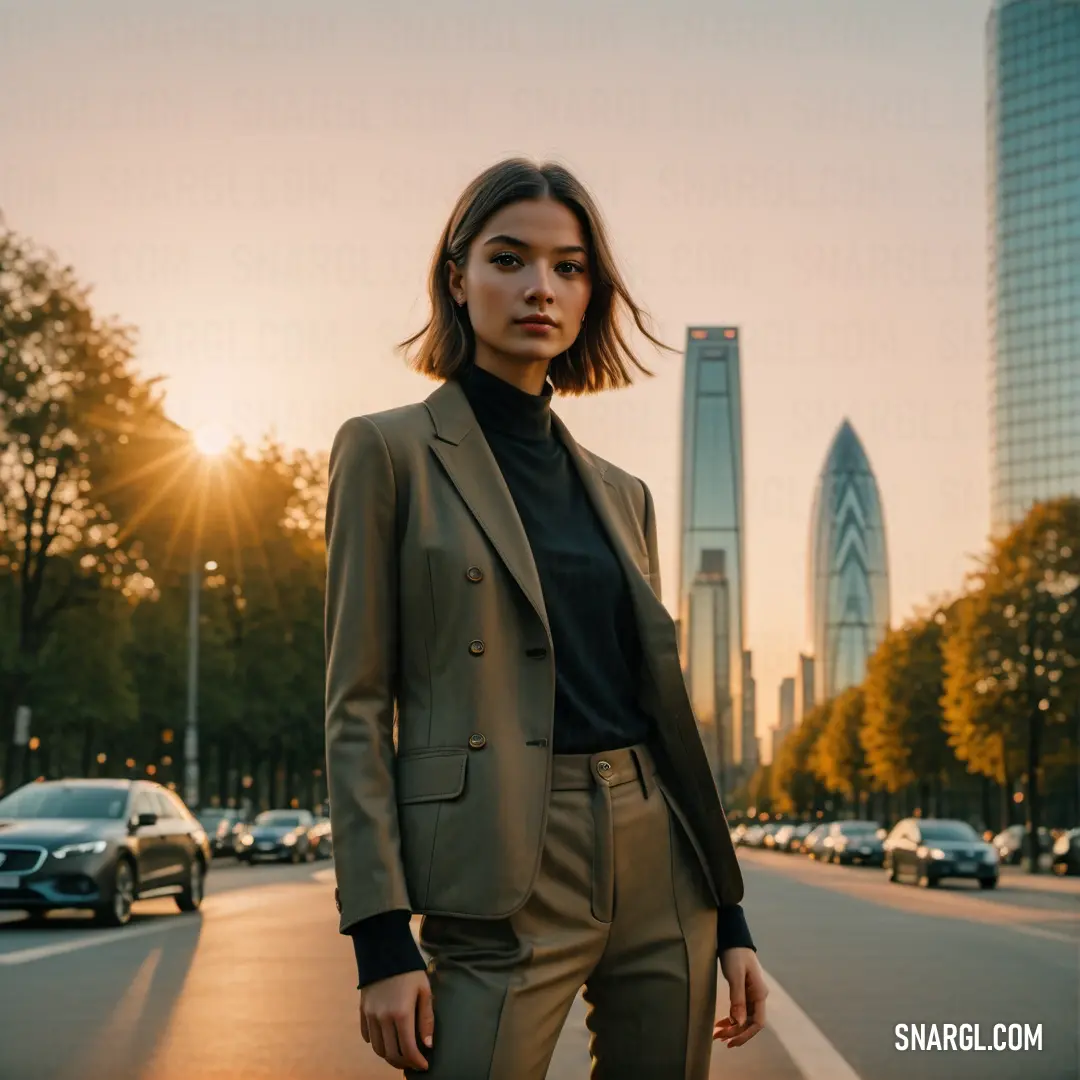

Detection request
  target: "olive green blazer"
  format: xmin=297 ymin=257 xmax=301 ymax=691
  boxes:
xmin=324 ymin=377 xmax=744 ymax=933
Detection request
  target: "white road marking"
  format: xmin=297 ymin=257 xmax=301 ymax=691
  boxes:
xmin=760 ymin=964 xmax=863 ymax=1080
xmin=0 ymin=882 xmax=299 ymax=966
xmin=0 ymin=918 xmax=193 ymax=966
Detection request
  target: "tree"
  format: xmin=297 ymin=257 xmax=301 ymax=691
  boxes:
xmin=771 ymin=703 xmax=830 ymax=816
xmin=862 ymin=613 xmax=953 ymax=813
xmin=23 ymin=585 xmax=138 ymax=781
xmin=748 ymin=762 xmax=773 ymax=816
xmin=0 ymin=223 xmax=169 ymax=790
xmin=941 ymin=593 xmax=1025 ymax=829
xmin=942 ymin=498 xmax=1080 ymax=871
xmin=812 ymin=686 xmax=868 ymax=815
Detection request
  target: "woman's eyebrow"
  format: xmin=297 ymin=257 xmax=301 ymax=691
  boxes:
xmin=481 ymin=233 xmax=587 ymax=256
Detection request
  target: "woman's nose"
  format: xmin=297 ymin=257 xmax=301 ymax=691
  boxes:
xmin=523 ymin=268 xmax=556 ymax=304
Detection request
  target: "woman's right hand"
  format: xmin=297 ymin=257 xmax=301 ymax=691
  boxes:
xmin=360 ymin=969 xmax=435 ymax=1071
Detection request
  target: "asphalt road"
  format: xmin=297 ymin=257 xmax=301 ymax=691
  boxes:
xmin=0 ymin=852 xmax=1076 ymax=1080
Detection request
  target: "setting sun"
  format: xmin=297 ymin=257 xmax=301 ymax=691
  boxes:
xmin=192 ymin=424 xmax=229 ymax=457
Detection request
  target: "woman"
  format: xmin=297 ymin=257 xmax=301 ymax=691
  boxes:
xmin=325 ymin=158 xmax=767 ymax=1079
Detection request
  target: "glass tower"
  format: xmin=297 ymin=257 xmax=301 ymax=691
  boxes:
xmin=808 ymin=420 xmax=891 ymax=701
xmin=988 ymin=0 xmax=1080 ymax=530
xmin=678 ymin=327 xmax=746 ymax=794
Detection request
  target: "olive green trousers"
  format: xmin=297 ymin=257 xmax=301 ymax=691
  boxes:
xmin=408 ymin=742 xmax=719 ymax=1080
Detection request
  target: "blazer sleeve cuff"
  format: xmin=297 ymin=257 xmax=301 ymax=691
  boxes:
xmin=347 ymin=909 xmax=428 ymax=989
xmin=716 ymin=904 xmax=756 ymax=954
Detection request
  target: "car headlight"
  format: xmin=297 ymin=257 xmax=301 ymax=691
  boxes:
xmin=283 ymin=833 xmax=297 ymax=845
xmin=240 ymin=834 xmax=253 ymax=846
xmin=52 ymin=840 xmax=108 ymax=859
xmin=929 ymin=847 xmax=947 ymax=860
xmin=983 ymin=848 xmax=999 ymax=863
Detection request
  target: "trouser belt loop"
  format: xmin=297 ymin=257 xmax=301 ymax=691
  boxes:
xmin=629 ymin=746 xmax=650 ymax=800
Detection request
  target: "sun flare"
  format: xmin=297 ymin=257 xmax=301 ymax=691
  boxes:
xmin=192 ymin=423 xmax=229 ymax=457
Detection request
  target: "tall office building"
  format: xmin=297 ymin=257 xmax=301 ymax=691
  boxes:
xmin=808 ymin=420 xmax=891 ymax=701
xmin=778 ymin=677 xmax=796 ymax=736
xmin=988 ymin=0 xmax=1080 ymax=531
xmin=795 ymin=653 xmax=816 ymax=722
xmin=678 ymin=326 xmax=747 ymax=794
xmin=684 ymin=551 xmax=733 ymax=783
xmin=742 ymin=651 xmax=758 ymax=777
xmin=768 ymin=676 xmax=796 ymax=766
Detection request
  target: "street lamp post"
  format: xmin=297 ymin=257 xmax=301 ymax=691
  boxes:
xmin=184 ymin=540 xmax=201 ymax=810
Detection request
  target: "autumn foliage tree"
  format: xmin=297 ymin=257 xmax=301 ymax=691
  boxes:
xmin=861 ymin=613 xmax=953 ymax=813
xmin=771 ymin=702 xmax=830 ymax=816
xmin=941 ymin=498 xmax=1080 ymax=870
xmin=811 ymin=686 xmax=869 ymax=815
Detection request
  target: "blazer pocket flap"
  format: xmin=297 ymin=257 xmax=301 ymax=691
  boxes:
xmin=396 ymin=749 xmax=468 ymax=804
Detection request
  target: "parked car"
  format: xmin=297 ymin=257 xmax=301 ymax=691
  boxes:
xmin=0 ymin=778 xmax=210 ymax=926
xmin=761 ymin=824 xmax=785 ymax=849
xmin=991 ymin=824 xmax=1053 ymax=865
xmin=235 ymin=809 xmax=316 ymax=863
xmin=803 ymin=823 xmax=835 ymax=859
xmin=742 ymin=824 xmax=766 ymax=848
xmin=823 ymin=820 xmax=885 ymax=866
xmin=780 ymin=822 xmax=814 ymax=852
xmin=884 ymin=817 xmax=998 ymax=888
xmin=1051 ymin=827 xmax=1080 ymax=876
xmin=197 ymin=808 xmax=248 ymax=857
xmin=770 ymin=824 xmax=795 ymax=850
xmin=309 ymin=817 xmax=333 ymax=860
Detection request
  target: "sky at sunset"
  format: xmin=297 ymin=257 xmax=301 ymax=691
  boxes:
xmin=1 ymin=0 xmax=995 ymax=752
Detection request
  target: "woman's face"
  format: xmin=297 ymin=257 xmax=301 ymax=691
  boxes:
xmin=447 ymin=197 xmax=592 ymax=379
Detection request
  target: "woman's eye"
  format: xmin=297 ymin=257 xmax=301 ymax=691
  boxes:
xmin=491 ymin=254 xmax=585 ymax=274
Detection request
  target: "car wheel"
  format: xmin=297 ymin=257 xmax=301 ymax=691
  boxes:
xmin=175 ymin=857 xmax=205 ymax=913
xmin=96 ymin=858 xmax=136 ymax=927
xmin=979 ymin=877 xmax=998 ymax=890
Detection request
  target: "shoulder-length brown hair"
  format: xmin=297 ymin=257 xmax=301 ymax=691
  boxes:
xmin=397 ymin=158 xmax=676 ymax=395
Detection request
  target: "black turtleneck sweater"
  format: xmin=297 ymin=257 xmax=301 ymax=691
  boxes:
xmin=347 ymin=364 xmax=754 ymax=988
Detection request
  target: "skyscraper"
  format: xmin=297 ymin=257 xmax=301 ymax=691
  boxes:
xmin=808 ymin=420 xmax=891 ymax=701
xmin=768 ymin=676 xmax=795 ymax=766
xmin=742 ymin=650 xmax=758 ymax=777
xmin=987 ymin=0 xmax=1080 ymax=531
xmin=778 ymin=676 xmax=796 ymax=736
xmin=678 ymin=326 xmax=746 ymax=794
xmin=795 ymin=653 xmax=816 ymax=722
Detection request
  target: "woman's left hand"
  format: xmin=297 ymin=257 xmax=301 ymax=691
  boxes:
xmin=714 ymin=947 xmax=768 ymax=1047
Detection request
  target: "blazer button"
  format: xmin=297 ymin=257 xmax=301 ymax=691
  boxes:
xmin=468 ymin=732 xmax=487 ymax=749
xmin=466 ymin=566 xmax=484 ymax=582
xmin=468 ymin=639 xmax=485 ymax=656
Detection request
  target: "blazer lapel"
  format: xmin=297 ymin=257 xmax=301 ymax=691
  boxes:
xmin=425 ymin=380 xmax=550 ymax=635
xmin=551 ymin=413 xmax=666 ymax=628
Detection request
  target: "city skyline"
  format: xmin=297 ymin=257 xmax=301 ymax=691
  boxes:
xmin=0 ymin=0 xmax=997 ymax=738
